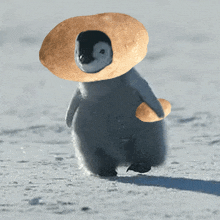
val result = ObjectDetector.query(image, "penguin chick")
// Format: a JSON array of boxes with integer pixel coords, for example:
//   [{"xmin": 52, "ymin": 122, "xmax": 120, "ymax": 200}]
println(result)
[
  {"xmin": 39, "ymin": 14, "xmax": 169, "ymax": 177},
  {"xmin": 66, "ymin": 68, "xmax": 167, "ymax": 177},
  {"xmin": 65, "ymin": 30, "xmax": 166, "ymax": 177},
  {"xmin": 74, "ymin": 30, "xmax": 113, "ymax": 73}
]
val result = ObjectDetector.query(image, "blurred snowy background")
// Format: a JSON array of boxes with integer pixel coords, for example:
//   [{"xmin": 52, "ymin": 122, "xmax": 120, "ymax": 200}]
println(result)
[{"xmin": 1, "ymin": 1, "xmax": 220, "ymax": 219}]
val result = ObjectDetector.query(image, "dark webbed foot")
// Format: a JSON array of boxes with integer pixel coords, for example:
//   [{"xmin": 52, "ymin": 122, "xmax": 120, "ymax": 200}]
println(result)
[
  {"xmin": 98, "ymin": 169, "xmax": 117, "ymax": 177},
  {"xmin": 93, "ymin": 148, "xmax": 118, "ymax": 177},
  {"xmin": 126, "ymin": 163, "xmax": 151, "ymax": 173}
]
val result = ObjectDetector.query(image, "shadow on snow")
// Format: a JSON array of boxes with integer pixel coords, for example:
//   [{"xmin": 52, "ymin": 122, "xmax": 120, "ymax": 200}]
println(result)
[{"xmin": 109, "ymin": 175, "xmax": 220, "ymax": 197}]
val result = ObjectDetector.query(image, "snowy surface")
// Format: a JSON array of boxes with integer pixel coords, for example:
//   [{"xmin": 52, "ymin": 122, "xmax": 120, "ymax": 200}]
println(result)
[{"xmin": 1, "ymin": 0, "xmax": 220, "ymax": 219}]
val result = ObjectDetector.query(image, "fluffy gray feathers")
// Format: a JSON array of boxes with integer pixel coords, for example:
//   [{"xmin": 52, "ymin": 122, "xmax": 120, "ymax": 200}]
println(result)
[{"xmin": 66, "ymin": 68, "xmax": 167, "ymax": 176}]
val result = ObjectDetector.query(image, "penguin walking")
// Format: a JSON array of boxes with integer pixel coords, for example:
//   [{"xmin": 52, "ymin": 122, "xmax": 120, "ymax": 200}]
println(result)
[{"xmin": 65, "ymin": 30, "xmax": 167, "ymax": 177}]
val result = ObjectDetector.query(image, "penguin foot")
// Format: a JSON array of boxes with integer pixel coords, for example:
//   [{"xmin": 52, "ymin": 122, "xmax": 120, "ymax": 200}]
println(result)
[
  {"xmin": 98, "ymin": 169, "xmax": 117, "ymax": 177},
  {"xmin": 126, "ymin": 163, "xmax": 151, "ymax": 173}
]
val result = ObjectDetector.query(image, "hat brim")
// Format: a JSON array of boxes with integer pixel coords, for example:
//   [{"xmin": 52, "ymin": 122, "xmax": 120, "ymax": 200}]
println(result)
[{"xmin": 39, "ymin": 13, "xmax": 149, "ymax": 82}]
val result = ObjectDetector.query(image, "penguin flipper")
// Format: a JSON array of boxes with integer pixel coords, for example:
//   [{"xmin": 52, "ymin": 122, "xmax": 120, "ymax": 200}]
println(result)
[
  {"xmin": 126, "ymin": 68, "xmax": 164, "ymax": 118},
  {"xmin": 65, "ymin": 88, "xmax": 82, "ymax": 127}
]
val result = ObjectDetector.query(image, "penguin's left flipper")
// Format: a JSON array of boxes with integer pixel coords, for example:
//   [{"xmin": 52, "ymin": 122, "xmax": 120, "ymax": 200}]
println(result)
[
  {"xmin": 126, "ymin": 163, "xmax": 151, "ymax": 173},
  {"xmin": 126, "ymin": 68, "xmax": 164, "ymax": 118}
]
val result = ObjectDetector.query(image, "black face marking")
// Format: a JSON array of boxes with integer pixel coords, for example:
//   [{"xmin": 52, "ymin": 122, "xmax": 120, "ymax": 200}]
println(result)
[
  {"xmin": 76, "ymin": 30, "xmax": 112, "ymax": 47},
  {"xmin": 76, "ymin": 30, "xmax": 112, "ymax": 64}
]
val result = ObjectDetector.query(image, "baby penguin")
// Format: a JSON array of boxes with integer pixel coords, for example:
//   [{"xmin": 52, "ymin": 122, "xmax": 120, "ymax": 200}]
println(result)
[{"xmin": 66, "ymin": 30, "xmax": 167, "ymax": 177}]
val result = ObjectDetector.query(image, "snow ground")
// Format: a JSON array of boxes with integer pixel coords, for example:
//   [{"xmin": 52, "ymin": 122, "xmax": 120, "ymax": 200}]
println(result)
[{"xmin": 1, "ymin": 0, "xmax": 220, "ymax": 219}]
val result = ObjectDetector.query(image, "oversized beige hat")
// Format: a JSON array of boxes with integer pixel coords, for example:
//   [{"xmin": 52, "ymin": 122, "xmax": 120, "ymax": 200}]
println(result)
[{"xmin": 39, "ymin": 12, "xmax": 149, "ymax": 82}]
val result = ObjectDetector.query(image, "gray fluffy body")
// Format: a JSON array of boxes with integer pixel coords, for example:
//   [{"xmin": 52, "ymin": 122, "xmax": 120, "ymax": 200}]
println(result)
[{"xmin": 66, "ymin": 31, "xmax": 167, "ymax": 176}]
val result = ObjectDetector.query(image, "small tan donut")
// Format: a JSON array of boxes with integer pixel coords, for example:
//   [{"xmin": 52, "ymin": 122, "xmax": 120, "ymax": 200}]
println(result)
[
  {"xmin": 39, "ymin": 13, "xmax": 149, "ymax": 82},
  {"xmin": 136, "ymin": 99, "xmax": 171, "ymax": 122}
]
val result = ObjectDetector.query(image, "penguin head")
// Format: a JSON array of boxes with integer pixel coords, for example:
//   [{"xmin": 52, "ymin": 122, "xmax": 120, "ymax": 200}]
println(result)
[
  {"xmin": 75, "ymin": 30, "xmax": 113, "ymax": 73},
  {"xmin": 39, "ymin": 13, "xmax": 149, "ymax": 82}
]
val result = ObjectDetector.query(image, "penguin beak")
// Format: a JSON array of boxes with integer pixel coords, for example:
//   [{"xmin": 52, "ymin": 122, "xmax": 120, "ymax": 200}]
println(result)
[{"xmin": 79, "ymin": 54, "xmax": 93, "ymax": 64}]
